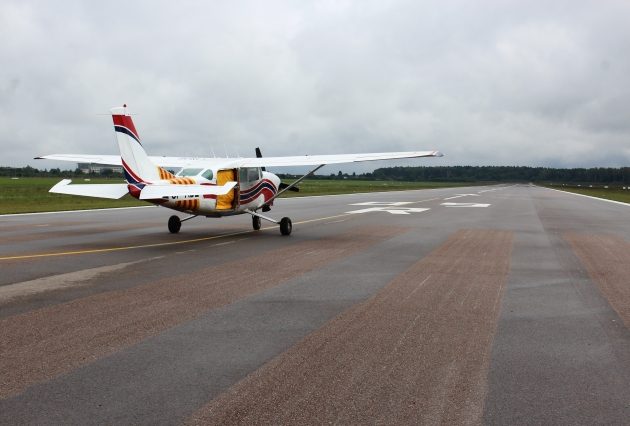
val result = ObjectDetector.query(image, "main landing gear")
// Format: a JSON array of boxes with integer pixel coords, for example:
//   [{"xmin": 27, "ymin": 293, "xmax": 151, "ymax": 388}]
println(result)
[
  {"xmin": 167, "ymin": 213, "xmax": 291, "ymax": 236},
  {"xmin": 168, "ymin": 215, "xmax": 181, "ymax": 234},
  {"xmin": 167, "ymin": 214, "xmax": 197, "ymax": 234}
]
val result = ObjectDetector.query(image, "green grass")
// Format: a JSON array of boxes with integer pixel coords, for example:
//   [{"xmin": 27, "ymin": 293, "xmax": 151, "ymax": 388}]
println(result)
[
  {"xmin": 546, "ymin": 185, "xmax": 630, "ymax": 204},
  {"xmin": 0, "ymin": 177, "xmax": 476, "ymax": 215},
  {"xmin": 281, "ymin": 179, "xmax": 475, "ymax": 197},
  {"xmin": 0, "ymin": 177, "xmax": 143, "ymax": 214}
]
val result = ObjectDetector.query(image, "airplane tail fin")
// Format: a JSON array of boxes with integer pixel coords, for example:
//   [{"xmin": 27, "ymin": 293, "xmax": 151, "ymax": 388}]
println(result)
[{"xmin": 111, "ymin": 105, "xmax": 161, "ymax": 184}]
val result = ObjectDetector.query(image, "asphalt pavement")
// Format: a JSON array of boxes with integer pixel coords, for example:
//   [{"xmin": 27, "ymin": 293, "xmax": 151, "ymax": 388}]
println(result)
[{"xmin": 1, "ymin": 184, "xmax": 629, "ymax": 425}]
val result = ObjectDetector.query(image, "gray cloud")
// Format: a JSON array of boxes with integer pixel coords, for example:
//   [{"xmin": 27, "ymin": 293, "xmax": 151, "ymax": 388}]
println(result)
[{"xmin": 1, "ymin": 0, "xmax": 630, "ymax": 171}]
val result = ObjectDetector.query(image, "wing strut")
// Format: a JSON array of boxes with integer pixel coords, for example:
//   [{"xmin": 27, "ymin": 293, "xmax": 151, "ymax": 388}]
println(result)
[{"xmin": 256, "ymin": 164, "xmax": 325, "ymax": 211}]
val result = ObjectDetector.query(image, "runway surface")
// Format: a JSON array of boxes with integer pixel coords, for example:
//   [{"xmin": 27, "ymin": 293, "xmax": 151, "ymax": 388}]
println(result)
[{"xmin": 1, "ymin": 184, "xmax": 629, "ymax": 425}]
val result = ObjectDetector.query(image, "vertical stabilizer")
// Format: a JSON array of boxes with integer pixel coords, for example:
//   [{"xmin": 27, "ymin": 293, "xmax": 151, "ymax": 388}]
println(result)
[{"xmin": 111, "ymin": 105, "xmax": 160, "ymax": 184}]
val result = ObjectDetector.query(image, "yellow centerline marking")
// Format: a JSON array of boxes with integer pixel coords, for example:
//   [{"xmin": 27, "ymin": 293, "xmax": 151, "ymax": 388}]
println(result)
[{"xmin": 0, "ymin": 213, "xmax": 353, "ymax": 261}]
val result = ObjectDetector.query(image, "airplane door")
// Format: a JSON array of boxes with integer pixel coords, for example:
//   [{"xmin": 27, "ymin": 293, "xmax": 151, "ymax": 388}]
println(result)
[{"xmin": 216, "ymin": 169, "xmax": 237, "ymax": 210}]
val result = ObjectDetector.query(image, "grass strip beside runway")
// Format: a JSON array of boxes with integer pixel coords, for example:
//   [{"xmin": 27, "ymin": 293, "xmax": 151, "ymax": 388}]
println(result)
[
  {"xmin": 546, "ymin": 185, "xmax": 630, "ymax": 204},
  {"xmin": 0, "ymin": 177, "xmax": 143, "ymax": 214}
]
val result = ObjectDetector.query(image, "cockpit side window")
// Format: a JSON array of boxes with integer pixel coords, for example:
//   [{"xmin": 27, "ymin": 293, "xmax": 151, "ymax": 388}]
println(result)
[
  {"xmin": 239, "ymin": 167, "xmax": 261, "ymax": 183},
  {"xmin": 201, "ymin": 169, "xmax": 214, "ymax": 180},
  {"xmin": 248, "ymin": 168, "xmax": 260, "ymax": 181}
]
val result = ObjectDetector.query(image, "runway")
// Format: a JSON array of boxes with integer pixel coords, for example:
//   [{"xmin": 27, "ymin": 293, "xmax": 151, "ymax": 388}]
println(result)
[{"xmin": 1, "ymin": 184, "xmax": 630, "ymax": 424}]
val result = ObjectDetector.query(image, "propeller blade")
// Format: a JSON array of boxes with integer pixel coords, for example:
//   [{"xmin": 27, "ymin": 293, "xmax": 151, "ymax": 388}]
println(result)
[
  {"xmin": 279, "ymin": 182, "xmax": 299, "ymax": 192},
  {"xmin": 255, "ymin": 147, "xmax": 266, "ymax": 171}
]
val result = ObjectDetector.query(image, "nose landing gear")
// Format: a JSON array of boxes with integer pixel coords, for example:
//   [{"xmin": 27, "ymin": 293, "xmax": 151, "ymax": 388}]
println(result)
[
  {"xmin": 252, "ymin": 215, "xmax": 262, "ymax": 231},
  {"xmin": 279, "ymin": 217, "xmax": 292, "ymax": 236},
  {"xmin": 245, "ymin": 210, "xmax": 292, "ymax": 236}
]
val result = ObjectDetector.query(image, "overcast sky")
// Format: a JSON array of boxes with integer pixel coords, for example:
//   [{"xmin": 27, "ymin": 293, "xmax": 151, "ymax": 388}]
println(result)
[{"xmin": 1, "ymin": 0, "xmax": 629, "ymax": 171}]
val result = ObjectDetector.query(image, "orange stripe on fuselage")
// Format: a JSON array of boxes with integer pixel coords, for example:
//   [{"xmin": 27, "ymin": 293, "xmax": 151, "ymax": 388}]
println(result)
[
  {"xmin": 175, "ymin": 199, "xmax": 199, "ymax": 211},
  {"xmin": 158, "ymin": 167, "xmax": 176, "ymax": 180},
  {"xmin": 168, "ymin": 177, "xmax": 195, "ymax": 185}
]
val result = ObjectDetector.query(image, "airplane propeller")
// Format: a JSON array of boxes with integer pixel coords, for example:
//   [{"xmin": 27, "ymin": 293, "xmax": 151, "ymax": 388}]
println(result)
[
  {"xmin": 279, "ymin": 182, "xmax": 299, "ymax": 192},
  {"xmin": 255, "ymin": 147, "xmax": 299, "ymax": 193},
  {"xmin": 255, "ymin": 147, "xmax": 266, "ymax": 172}
]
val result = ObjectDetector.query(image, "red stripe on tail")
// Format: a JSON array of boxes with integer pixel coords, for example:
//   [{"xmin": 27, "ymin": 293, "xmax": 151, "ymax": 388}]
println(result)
[{"xmin": 112, "ymin": 114, "xmax": 140, "ymax": 141}]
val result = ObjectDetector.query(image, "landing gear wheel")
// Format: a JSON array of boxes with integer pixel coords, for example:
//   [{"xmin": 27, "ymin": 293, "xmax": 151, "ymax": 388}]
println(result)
[
  {"xmin": 168, "ymin": 215, "xmax": 181, "ymax": 234},
  {"xmin": 279, "ymin": 217, "xmax": 292, "ymax": 236},
  {"xmin": 252, "ymin": 215, "xmax": 262, "ymax": 231}
]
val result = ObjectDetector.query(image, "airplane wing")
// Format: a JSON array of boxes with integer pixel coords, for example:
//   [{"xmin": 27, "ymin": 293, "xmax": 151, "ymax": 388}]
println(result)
[
  {"xmin": 37, "ymin": 150, "xmax": 443, "ymax": 169},
  {"xmin": 50, "ymin": 179, "xmax": 129, "ymax": 199},
  {"xmin": 35, "ymin": 154, "xmax": 184, "ymax": 168},
  {"xmin": 236, "ymin": 151, "xmax": 443, "ymax": 167},
  {"xmin": 145, "ymin": 150, "xmax": 443, "ymax": 168},
  {"xmin": 138, "ymin": 182, "xmax": 237, "ymax": 200},
  {"xmin": 36, "ymin": 154, "xmax": 122, "ymax": 166}
]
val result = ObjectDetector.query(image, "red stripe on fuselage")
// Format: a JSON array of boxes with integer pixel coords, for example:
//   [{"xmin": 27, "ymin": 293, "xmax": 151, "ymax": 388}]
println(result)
[
  {"xmin": 127, "ymin": 184, "xmax": 141, "ymax": 198},
  {"xmin": 241, "ymin": 187, "xmax": 275, "ymax": 205}
]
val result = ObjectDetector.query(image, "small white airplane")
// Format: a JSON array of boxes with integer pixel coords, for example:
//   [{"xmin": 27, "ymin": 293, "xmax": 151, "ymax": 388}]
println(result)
[{"xmin": 37, "ymin": 105, "xmax": 442, "ymax": 235}]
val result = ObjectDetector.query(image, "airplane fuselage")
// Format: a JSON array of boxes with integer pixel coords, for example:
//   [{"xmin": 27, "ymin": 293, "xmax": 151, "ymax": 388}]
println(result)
[{"xmin": 128, "ymin": 167, "xmax": 281, "ymax": 217}]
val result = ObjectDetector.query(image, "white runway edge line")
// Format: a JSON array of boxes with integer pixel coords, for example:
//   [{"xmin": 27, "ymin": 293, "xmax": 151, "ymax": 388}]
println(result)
[
  {"xmin": 544, "ymin": 186, "xmax": 630, "ymax": 207},
  {"xmin": 0, "ymin": 205, "xmax": 157, "ymax": 218}
]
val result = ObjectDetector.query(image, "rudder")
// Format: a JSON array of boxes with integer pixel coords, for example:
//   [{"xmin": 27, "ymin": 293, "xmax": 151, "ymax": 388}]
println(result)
[{"xmin": 111, "ymin": 105, "xmax": 160, "ymax": 184}]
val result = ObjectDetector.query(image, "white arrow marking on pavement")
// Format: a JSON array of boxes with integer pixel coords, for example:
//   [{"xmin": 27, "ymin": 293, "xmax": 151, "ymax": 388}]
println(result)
[
  {"xmin": 442, "ymin": 194, "xmax": 480, "ymax": 200},
  {"xmin": 349, "ymin": 201, "xmax": 414, "ymax": 206},
  {"xmin": 346, "ymin": 207, "xmax": 430, "ymax": 215}
]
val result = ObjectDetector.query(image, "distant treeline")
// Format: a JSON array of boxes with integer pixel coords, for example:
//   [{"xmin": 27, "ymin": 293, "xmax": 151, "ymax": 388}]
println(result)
[
  {"xmin": 0, "ymin": 166, "xmax": 123, "ymax": 178},
  {"xmin": 3, "ymin": 165, "xmax": 630, "ymax": 184},
  {"xmin": 289, "ymin": 166, "xmax": 630, "ymax": 184},
  {"xmin": 370, "ymin": 166, "xmax": 630, "ymax": 184}
]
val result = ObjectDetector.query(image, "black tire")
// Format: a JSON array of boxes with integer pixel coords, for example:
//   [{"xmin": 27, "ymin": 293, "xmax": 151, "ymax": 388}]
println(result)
[
  {"xmin": 279, "ymin": 217, "xmax": 292, "ymax": 236},
  {"xmin": 252, "ymin": 215, "xmax": 262, "ymax": 231},
  {"xmin": 168, "ymin": 215, "xmax": 181, "ymax": 234}
]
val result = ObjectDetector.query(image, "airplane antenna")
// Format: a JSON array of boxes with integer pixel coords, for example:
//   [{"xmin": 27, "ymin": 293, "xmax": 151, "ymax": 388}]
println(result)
[
  {"xmin": 236, "ymin": 148, "xmax": 241, "ymax": 158},
  {"xmin": 211, "ymin": 148, "xmax": 216, "ymax": 158},
  {"xmin": 223, "ymin": 144, "xmax": 229, "ymax": 158}
]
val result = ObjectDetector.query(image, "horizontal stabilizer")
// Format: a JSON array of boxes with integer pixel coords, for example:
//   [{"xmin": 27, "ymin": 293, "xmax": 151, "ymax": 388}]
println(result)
[
  {"xmin": 139, "ymin": 182, "xmax": 236, "ymax": 200},
  {"xmin": 49, "ymin": 179, "xmax": 129, "ymax": 199}
]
